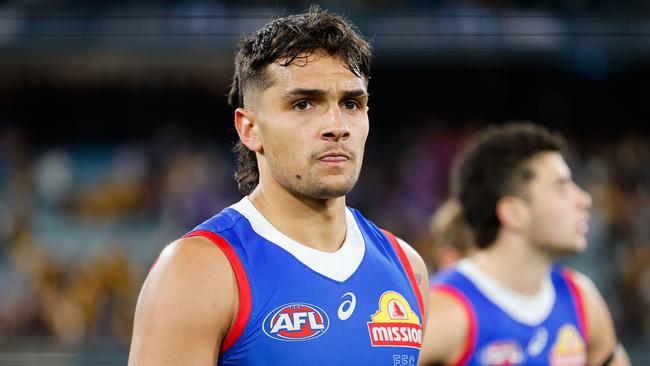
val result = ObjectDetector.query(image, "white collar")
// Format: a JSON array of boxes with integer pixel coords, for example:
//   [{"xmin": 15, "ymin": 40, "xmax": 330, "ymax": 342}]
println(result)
[
  {"xmin": 457, "ymin": 258, "xmax": 556, "ymax": 326},
  {"xmin": 229, "ymin": 197, "xmax": 365, "ymax": 282}
]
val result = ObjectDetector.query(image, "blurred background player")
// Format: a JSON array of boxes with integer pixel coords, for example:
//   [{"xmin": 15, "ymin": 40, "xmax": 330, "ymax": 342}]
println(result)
[
  {"xmin": 429, "ymin": 198, "xmax": 475, "ymax": 271},
  {"xmin": 128, "ymin": 6, "xmax": 428, "ymax": 366},
  {"xmin": 419, "ymin": 122, "xmax": 630, "ymax": 366}
]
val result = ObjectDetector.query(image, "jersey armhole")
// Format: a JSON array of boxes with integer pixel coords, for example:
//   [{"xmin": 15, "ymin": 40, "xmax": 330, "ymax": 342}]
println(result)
[
  {"xmin": 381, "ymin": 229, "xmax": 425, "ymax": 317},
  {"xmin": 431, "ymin": 284, "xmax": 478, "ymax": 366},
  {"xmin": 560, "ymin": 268, "xmax": 589, "ymax": 343},
  {"xmin": 183, "ymin": 230, "xmax": 252, "ymax": 355}
]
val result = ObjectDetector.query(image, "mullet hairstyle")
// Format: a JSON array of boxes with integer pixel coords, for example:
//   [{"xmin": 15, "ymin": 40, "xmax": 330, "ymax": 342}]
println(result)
[{"xmin": 227, "ymin": 5, "xmax": 372, "ymax": 194}]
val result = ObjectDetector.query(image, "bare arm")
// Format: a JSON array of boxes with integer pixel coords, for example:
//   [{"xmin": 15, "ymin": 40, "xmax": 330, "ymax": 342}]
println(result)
[
  {"xmin": 128, "ymin": 236, "xmax": 238, "ymax": 365},
  {"xmin": 419, "ymin": 288, "xmax": 470, "ymax": 366},
  {"xmin": 396, "ymin": 237, "xmax": 430, "ymax": 328},
  {"xmin": 571, "ymin": 271, "xmax": 631, "ymax": 366},
  {"xmin": 392, "ymin": 237, "xmax": 468, "ymax": 366}
]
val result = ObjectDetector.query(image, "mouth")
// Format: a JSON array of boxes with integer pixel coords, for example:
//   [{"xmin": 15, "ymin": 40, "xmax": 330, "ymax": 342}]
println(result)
[
  {"xmin": 317, "ymin": 151, "xmax": 351, "ymax": 166},
  {"xmin": 577, "ymin": 216, "xmax": 590, "ymax": 235}
]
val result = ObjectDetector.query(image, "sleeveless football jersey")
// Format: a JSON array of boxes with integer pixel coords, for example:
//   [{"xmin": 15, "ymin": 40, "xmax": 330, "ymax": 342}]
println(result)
[
  {"xmin": 185, "ymin": 197, "xmax": 424, "ymax": 366},
  {"xmin": 430, "ymin": 259, "xmax": 588, "ymax": 366}
]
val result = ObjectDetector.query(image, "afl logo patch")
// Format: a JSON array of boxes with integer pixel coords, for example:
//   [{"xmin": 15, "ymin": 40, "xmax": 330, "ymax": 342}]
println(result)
[
  {"xmin": 479, "ymin": 340, "xmax": 524, "ymax": 365},
  {"xmin": 263, "ymin": 303, "xmax": 329, "ymax": 341}
]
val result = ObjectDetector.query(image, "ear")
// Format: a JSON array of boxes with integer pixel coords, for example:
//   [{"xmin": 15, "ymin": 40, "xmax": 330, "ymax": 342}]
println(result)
[
  {"xmin": 234, "ymin": 107, "xmax": 263, "ymax": 153},
  {"xmin": 496, "ymin": 196, "xmax": 529, "ymax": 231}
]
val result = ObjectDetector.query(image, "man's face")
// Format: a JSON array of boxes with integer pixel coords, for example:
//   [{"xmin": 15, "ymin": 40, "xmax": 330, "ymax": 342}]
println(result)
[
  {"xmin": 523, "ymin": 151, "xmax": 592, "ymax": 255},
  {"xmin": 249, "ymin": 54, "xmax": 369, "ymax": 199}
]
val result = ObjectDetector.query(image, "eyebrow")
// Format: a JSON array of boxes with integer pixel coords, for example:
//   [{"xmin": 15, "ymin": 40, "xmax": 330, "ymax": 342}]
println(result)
[
  {"xmin": 281, "ymin": 88, "xmax": 369, "ymax": 100},
  {"xmin": 281, "ymin": 88, "xmax": 326, "ymax": 100},
  {"xmin": 342, "ymin": 89, "xmax": 370, "ymax": 99}
]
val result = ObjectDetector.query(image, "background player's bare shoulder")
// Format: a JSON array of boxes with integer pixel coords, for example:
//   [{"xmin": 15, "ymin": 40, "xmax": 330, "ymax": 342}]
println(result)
[
  {"xmin": 128, "ymin": 236, "xmax": 238, "ymax": 365},
  {"xmin": 566, "ymin": 270, "xmax": 631, "ymax": 366},
  {"xmin": 419, "ymin": 286, "xmax": 470, "ymax": 366}
]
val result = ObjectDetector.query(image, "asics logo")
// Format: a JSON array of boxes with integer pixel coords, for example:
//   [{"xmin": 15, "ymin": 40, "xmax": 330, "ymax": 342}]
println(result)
[
  {"xmin": 528, "ymin": 327, "xmax": 548, "ymax": 357},
  {"xmin": 338, "ymin": 292, "xmax": 356, "ymax": 320}
]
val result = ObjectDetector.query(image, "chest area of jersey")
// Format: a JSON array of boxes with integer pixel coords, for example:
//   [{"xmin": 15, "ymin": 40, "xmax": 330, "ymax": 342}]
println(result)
[
  {"xmin": 245, "ymin": 240, "xmax": 421, "ymax": 347},
  {"xmin": 472, "ymin": 323, "xmax": 586, "ymax": 366},
  {"xmin": 260, "ymin": 289, "xmax": 422, "ymax": 347}
]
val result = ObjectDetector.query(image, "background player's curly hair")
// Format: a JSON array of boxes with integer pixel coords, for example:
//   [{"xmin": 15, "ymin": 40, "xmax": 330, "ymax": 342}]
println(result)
[
  {"xmin": 227, "ymin": 5, "xmax": 372, "ymax": 195},
  {"xmin": 451, "ymin": 122, "xmax": 567, "ymax": 248}
]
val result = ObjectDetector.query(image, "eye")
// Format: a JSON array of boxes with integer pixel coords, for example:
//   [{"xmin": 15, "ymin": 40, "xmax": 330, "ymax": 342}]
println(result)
[
  {"xmin": 342, "ymin": 100, "xmax": 360, "ymax": 110},
  {"xmin": 293, "ymin": 100, "xmax": 312, "ymax": 111}
]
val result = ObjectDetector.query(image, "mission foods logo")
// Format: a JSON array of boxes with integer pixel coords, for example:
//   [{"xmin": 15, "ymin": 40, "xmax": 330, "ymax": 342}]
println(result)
[
  {"xmin": 550, "ymin": 324, "xmax": 586, "ymax": 366},
  {"xmin": 263, "ymin": 303, "xmax": 329, "ymax": 341},
  {"xmin": 367, "ymin": 291, "xmax": 422, "ymax": 348}
]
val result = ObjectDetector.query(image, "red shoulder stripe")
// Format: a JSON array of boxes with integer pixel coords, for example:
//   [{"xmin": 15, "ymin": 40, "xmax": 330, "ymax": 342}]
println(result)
[
  {"xmin": 381, "ymin": 229, "xmax": 425, "ymax": 318},
  {"xmin": 561, "ymin": 268, "xmax": 589, "ymax": 343},
  {"xmin": 183, "ymin": 230, "xmax": 252, "ymax": 355}
]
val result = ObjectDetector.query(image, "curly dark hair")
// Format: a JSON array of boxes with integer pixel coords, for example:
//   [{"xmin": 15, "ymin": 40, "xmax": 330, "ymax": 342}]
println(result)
[
  {"xmin": 451, "ymin": 122, "xmax": 567, "ymax": 248},
  {"xmin": 227, "ymin": 6, "xmax": 372, "ymax": 195}
]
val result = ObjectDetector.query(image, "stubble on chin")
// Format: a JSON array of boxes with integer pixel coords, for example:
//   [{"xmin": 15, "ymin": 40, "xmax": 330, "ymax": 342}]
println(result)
[{"xmin": 297, "ymin": 173, "xmax": 359, "ymax": 199}]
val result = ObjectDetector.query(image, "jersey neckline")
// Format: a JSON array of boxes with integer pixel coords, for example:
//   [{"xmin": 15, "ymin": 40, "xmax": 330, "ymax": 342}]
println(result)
[
  {"xmin": 457, "ymin": 258, "xmax": 556, "ymax": 326},
  {"xmin": 229, "ymin": 196, "xmax": 366, "ymax": 282}
]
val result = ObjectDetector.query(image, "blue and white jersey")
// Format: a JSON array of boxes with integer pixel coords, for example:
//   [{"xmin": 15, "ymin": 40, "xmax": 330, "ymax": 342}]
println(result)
[
  {"xmin": 431, "ymin": 259, "xmax": 588, "ymax": 366},
  {"xmin": 186, "ymin": 197, "xmax": 424, "ymax": 366}
]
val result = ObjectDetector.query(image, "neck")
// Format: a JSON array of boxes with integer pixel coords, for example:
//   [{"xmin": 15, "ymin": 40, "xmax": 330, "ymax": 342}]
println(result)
[
  {"xmin": 472, "ymin": 232, "xmax": 553, "ymax": 295},
  {"xmin": 248, "ymin": 182, "xmax": 347, "ymax": 253}
]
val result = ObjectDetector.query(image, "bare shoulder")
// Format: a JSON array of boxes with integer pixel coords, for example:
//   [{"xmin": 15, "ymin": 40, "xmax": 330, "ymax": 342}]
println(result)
[
  {"xmin": 395, "ymin": 237, "xmax": 429, "ymax": 288},
  {"xmin": 142, "ymin": 236, "xmax": 237, "ymax": 315},
  {"xmin": 393, "ymin": 237, "xmax": 431, "ymax": 340},
  {"xmin": 429, "ymin": 288, "xmax": 471, "ymax": 344},
  {"xmin": 419, "ymin": 286, "xmax": 471, "ymax": 366},
  {"xmin": 565, "ymin": 269, "xmax": 599, "ymax": 298},
  {"xmin": 565, "ymin": 269, "xmax": 631, "ymax": 366},
  {"xmin": 564, "ymin": 269, "xmax": 606, "ymax": 332},
  {"xmin": 152, "ymin": 235, "xmax": 236, "ymax": 287},
  {"xmin": 129, "ymin": 236, "xmax": 238, "ymax": 365}
]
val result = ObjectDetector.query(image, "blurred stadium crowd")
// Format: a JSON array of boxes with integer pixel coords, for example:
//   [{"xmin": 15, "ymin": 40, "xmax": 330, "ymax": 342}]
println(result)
[
  {"xmin": 1, "ymin": 0, "xmax": 650, "ymax": 363},
  {"xmin": 0, "ymin": 123, "xmax": 648, "ymax": 354}
]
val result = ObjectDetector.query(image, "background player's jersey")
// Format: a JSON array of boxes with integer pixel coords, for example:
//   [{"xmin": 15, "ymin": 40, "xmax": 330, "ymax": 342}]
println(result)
[
  {"xmin": 187, "ymin": 197, "xmax": 424, "ymax": 366},
  {"xmin": 431, "ymin": 259, "xmax": 588, "ymax": 366}
]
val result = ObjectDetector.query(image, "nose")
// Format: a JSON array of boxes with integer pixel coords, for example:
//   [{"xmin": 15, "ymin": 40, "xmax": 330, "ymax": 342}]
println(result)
[
  {"xmin": 321, "ymin": 104, "xmax": 350, "ymax": 142},
  {"xmin": 577, "ymin": 185, "xmax": 592, "ymax": 209}
]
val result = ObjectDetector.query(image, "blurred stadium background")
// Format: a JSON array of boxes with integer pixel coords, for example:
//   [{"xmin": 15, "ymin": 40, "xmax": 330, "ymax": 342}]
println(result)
[{"xmin": 1, "ymin": 0, "xmax": 649, "ymax": 364}]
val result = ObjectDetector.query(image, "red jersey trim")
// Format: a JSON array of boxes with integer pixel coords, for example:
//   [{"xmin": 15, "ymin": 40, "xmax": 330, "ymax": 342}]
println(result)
[
  {"xmin": 431, "ymin": 284, "xmax": 478, "ymax": 366},
  {"xmin": 381, "ymin": 229, "xmax": 425, "ymax": 320},
  {"xmin": 183, "ymin": 230, "xmax": 252, "ymax": 355},
  {"xmin": 561, "ymin": 268, "xmax": 589, "ymax": 343}
]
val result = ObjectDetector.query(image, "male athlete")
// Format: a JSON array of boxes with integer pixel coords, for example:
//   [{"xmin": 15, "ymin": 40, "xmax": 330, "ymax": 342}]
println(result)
[
  {"xmin": 129, "ymin": 7, "xmax": 428, "ymax": 366},
  {"xmin": 419, "ymin": 122, "xmax": 629, "ymax": 366}
]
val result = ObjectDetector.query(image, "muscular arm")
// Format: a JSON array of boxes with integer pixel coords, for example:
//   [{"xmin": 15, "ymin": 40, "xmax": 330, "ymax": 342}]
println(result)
[
  {"xmin": 570, "ymin": 271, "xmax": 630, "ymax": 366},
  {"xmin": 418, "ymin": 288, "xmax": 470, "ymax": 366},
  {"xmin": 128, "ymin": 236, "xmax": 238, "ymax": 365}
]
